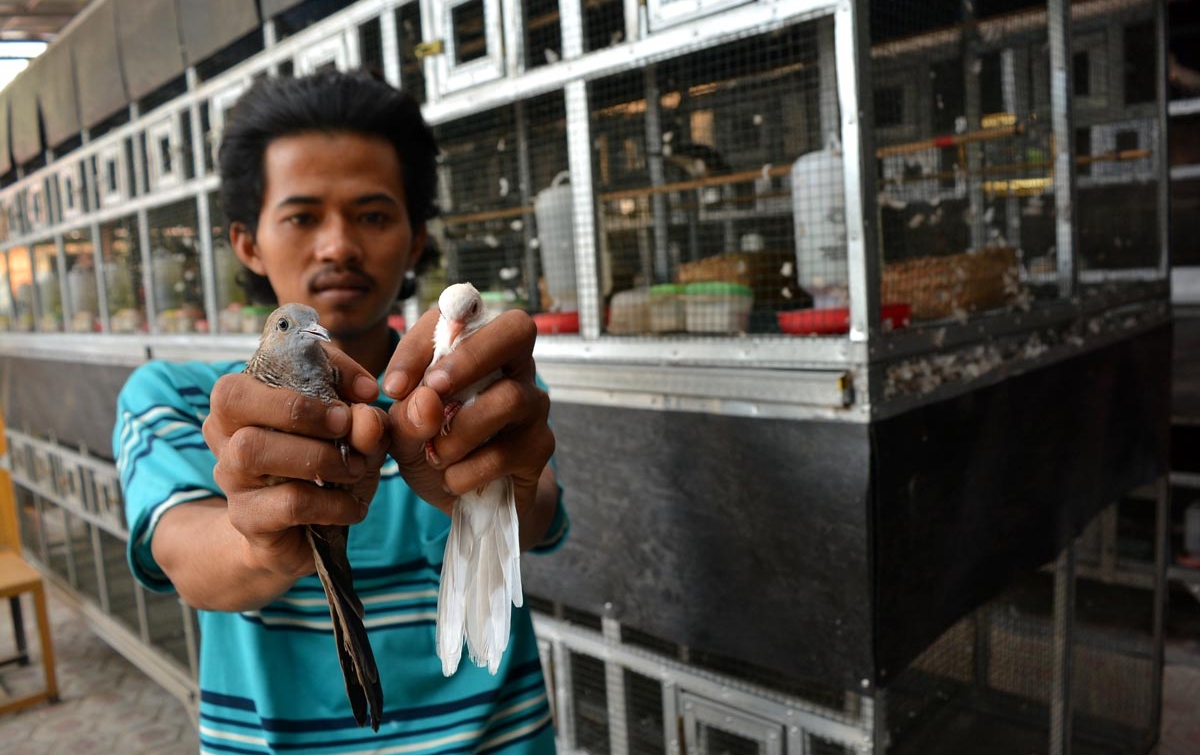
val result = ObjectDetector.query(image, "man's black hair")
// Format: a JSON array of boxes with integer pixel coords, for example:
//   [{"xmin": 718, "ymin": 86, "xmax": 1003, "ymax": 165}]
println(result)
[{"xmin": 218, "ymin": 69, "xmax": 439, "ymax": 304}]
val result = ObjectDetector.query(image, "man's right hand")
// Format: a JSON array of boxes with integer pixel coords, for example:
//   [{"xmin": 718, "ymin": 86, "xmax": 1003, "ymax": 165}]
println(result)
[{"xmin": 200, "ymin": 349, "xmax": 389, "ymax": 582}]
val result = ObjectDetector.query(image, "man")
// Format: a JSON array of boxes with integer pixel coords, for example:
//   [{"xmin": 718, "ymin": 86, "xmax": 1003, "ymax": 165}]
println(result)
[{"xmin": 114, "ymin": 71, "xmax": 566, "ymax": 754}]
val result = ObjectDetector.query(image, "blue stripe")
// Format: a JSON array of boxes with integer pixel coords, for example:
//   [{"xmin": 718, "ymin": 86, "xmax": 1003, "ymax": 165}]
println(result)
[
  {"xmin": 123, "ymin": 439, "xmax": 211, "ymax": 489},
  {"xmin": 235, "ymin": 613, "xmax": 437, "ymax": 634},
  {"xmin": 257, "ymin": 599, "xmax": 438, "ymax": 619},
  {"xmin": 197, "ymin": 659, "xmax": 545, "ymax": 734}
]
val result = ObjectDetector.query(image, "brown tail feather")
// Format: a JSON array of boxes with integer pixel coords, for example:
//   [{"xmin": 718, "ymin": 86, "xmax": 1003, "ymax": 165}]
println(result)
[{"xmin": 308, "ymin": 525, "xmax": 384, "ymax": 731}]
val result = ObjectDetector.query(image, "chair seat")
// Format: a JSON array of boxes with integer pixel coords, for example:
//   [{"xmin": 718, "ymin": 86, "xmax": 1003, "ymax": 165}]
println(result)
[
  {"xmin": 0, "ymin": 551, "xmax": 41, "ymax": 597},
  {"xmin": 0, "ymin": 549, "xmax": 59, "ymax": 715}
]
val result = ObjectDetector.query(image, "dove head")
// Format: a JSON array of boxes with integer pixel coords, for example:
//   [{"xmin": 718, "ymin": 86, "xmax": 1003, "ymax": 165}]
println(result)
[
  {"xmin": 260, "ymin": 303, "xmax": 331, "ymax": 359},
  {"xmin": 435, "ymin": 283, "xmax": 488, "ymax": 351}
]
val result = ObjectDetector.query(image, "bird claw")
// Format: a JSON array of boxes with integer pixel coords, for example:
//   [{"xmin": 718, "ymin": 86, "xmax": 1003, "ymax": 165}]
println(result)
[
  {"xmin": 441, "ymin": 401, "xmax": 462, "ymax": 436},
  {"xmin": 337, "ymin": 439, "xmax": 350, "ymax": 467}
]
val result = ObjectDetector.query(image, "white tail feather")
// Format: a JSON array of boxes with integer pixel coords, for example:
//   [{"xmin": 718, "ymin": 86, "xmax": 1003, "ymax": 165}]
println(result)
[
  {"xmin": 436, "ymin": 476, "xmax": 523, "ymax": 676},
  {"xmin": 436, "ymin": 500, "xmax": 471, "ymax": 676}
]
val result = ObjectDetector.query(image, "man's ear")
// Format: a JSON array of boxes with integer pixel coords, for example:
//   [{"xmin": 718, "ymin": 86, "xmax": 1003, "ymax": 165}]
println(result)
[{"xmin": 230, "ymin": 221, "xmax": 267, "ymax": 276}]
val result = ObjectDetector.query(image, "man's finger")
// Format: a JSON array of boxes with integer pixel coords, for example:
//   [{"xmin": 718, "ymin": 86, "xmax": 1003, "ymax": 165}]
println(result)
[
  {"xmin": 323, "ymin": 346, "xmax": 380, "ymax": 403},
  {"xmin": 211, "ymin": 373, "xmax": 350, "ymax": 439},
  {"xmin": 421, "ymin": 310, "xmax": 537, "ymax": 397},
  {"xmin": 382, "ymin": 307, "xmax": 439, "ymax": 399}
]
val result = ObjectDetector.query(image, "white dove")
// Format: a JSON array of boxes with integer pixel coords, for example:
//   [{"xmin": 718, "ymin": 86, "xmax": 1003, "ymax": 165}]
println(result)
[{"xmin": 430, "ymin": 283, "xmax": 523, "ymax": 676}]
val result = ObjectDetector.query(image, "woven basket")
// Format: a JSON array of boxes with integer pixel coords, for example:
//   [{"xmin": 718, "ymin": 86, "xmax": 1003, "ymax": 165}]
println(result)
[
  {"xmin": 677, "ymin": 250, "xmax": 798, "ymax": 306},
  {"xmin": 881, "ymin": 246, "xmax": 1018, "ymax": 320}
]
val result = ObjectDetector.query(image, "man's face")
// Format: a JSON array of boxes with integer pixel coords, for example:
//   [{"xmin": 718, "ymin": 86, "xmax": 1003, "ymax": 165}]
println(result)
[{"xmin": 233, "ymin": 131, "xmax": 424, "ymax": 340}]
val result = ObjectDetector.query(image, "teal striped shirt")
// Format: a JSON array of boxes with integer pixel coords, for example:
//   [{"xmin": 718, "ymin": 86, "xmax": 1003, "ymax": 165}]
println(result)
[{"xmin": 114, "ymin": 356, "xmax": 568, "ymax": 755}]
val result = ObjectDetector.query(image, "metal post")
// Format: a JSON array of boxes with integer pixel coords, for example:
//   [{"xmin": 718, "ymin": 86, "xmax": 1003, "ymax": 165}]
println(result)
[
  {"xmin": 962, "ymin": 0, "xmax": 986, "ymax": 251},
  {"xmin": 187, "ymin": 67, "xmax": 219, "ymax": 332},
  {"xmin": 1150, "ymin": 475, "xmax": 1169, "ymax": 738},
  {"xmin": 836, "ymin": 0, "xmax": 881, "ymax": 344},
  {"xmin": 89, "ymin": 221, "xmax": 110, "ymax": 333},
  {"xmin": 552, "ymin": 639, "xmax": 577, "ymax": 751},
  {"xmin": 563, "ymin": 79, "xmax": 601, "ymax": 339},
  {"xmin": 514, "ymin": 101, "xmax": 541, "ymax": 313},
  {"xmin": 1049, "ymin": 542, "xmax": 1075, "ymax": 755},
  {"xmin": 1048, "ymin": 0, "xmax": 1078, "ymax": 298},
  {"xmin": 602, "ymin": 614, "xmax": 630, "ymax": 755},
  {"xmin": 644, "ymin": 65, "xmax": 672, "ymax": 284},
  {"xmin": 379, "ymin": 1, "xmax": 402, "ymax": 87},
  {"xmin": 1153, "ymin": 0, "xmax": 1171, "ymax": 277}
]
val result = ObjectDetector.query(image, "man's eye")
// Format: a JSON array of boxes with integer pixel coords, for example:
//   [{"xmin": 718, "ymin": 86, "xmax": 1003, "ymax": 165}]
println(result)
[
  {"xmin": 362, "ymin": 211, "xmax": 391, "ymax": 225},
  {"xmin": 287, "ymin": 213, "xmax": 315, "ymax": 226}
]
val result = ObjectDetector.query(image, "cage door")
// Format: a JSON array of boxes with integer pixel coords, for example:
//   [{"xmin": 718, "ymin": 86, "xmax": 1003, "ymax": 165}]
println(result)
[
  {"xmin": 147, "ymin": 114, "xmax": 185, "ymax": 192},
  {"xmin": 95, "ymin": 143, "xmax": 129, "ymax": 209},
  {"xmin": 57, "ymin": 162, "xmax": 85, "ymax": 222},
  {"xmin": 428, "ymin": 0, "xmax": 506, "ymax": 96},
  {"xmin": 680, "ymin": 692, "xmax": 784, "ymax": 755}
]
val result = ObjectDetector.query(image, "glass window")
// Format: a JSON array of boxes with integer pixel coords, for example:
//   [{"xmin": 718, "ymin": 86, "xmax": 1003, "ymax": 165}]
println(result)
[
  {"xmin": 148, "ymin": 199, "xmax": 206, "ymax": 333},
  {"xmin": 7, "ymin": 246, "xmax": 34, "ymax": 332},
  {"xmin": 100, "ymin": 216, "xmax": 145, "ymax": 333},
  {"xmin": 32, "ymin": 239, "xmax": 62, "ymax": 332},
  {"xmin": 64, "ymin": 228, "xmax": 99, "ymax": 333},
  {"xmin": 0, "ymin": 250, "xmax": 15, "ymax": 331}
]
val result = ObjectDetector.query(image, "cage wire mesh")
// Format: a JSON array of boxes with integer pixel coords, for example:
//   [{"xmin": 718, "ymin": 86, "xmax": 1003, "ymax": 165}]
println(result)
[
  {"xmin": 881, "ymin": 541, "xmax": 1158, "ymax": 755},
  {"xmin": 99, "ymin": 215, "xmax": 144, "ymax": 333},
  {"xmin": 589, "ymin": 20, "xmax": 832, "ymax": 337},
  {"xmin": 396, "ymin": 1, "xmax": 428, "ymax": 104},
  {"xmin": 431, "ymin": 92, "xmax": 570, "ymax": 319},
  {"xmin": 147, "ymin": 199, "xmax": 205, "ymax": 334},
  {"xmin": 583, "ymin": 0, "xmax": 626, "ymax": 53}
]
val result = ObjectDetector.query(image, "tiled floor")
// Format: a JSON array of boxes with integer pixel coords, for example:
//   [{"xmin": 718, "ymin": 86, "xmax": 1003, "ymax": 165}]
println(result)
[{"xmin": 0, "ymin": 591, "xmax": 1197, "ymax": 754}]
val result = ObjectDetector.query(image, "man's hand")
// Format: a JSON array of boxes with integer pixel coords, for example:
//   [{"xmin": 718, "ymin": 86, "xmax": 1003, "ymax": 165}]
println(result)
[
  {"xmin": 382, "ymin": 307, "xmax": 555, "ymax": 522},
  {"xmin": 202, "ymin": 347, "xmax": 390, "ymax": 581}
]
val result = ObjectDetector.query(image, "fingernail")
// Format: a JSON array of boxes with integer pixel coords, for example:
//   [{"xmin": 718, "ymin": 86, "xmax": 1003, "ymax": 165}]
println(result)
[
  {"xmin": 425, "ymin": 442, "xmax": 441, "ymax": 468},
  {"xmin": 355, "ymin": 375, "xmax": 379, "ymax": 401},
  {"xmin": 328, "ymin": 405, "xmax": 350, "ymax": 434},
  {"xmin": 407, "ymin": 398, "xmax": 425, "ymax": 428},
  {"xmin": 425, "ymin": 369, "xmax": 450, "ymax": 394},
  {"xmin": 383, "ymin": 372, "xmax": 408, "ymax": 398}
]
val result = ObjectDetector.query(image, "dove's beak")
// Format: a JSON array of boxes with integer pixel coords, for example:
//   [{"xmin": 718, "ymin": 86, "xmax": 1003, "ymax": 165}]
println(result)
[
  {"xmin": 446, "ymin": 319, "xmax": 465, "ymax": 347},
  {"xmin": 302, "ymin": 324, "xmax": 332, "ymax": 342}
]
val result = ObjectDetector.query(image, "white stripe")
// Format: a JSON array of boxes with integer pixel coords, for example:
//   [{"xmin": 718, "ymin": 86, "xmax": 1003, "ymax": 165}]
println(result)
[
  {"xmin": 479, "ymin": 710, "xmax": 554, "ymax": 752},
  {"xmin": 199, "ymin": 723, "xmax": 269, "ymax": 747},
  {"xmin": 381, "ymin": 458, "xmax": 400, "ymax": 477},
  {"xmin": 272, "ymin": 588, "xmax": 438, "ymax": 608},
  {"xmin": 489, "ymin": 691, "xmax": 547, "ymax": 723},
  {"xmin": 136, "ymin": 489, "xmax": 218, "ymax": 550},
  {"xmin": 244, "ymin": 610, "xmax": 439, "ymax": 630},
  {"xmin": 117, "ymin": 406, "xmax": 198, "ymax": 474}
]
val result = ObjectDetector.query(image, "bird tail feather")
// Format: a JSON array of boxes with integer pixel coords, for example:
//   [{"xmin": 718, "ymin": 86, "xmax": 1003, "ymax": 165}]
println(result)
[
  {"xmin": 436, "ymin": 499, "xmax": 471, "ymax": 676},
  {"xmin": 309, "ymin": 525, "xmax": 383, "ymax": 731}
]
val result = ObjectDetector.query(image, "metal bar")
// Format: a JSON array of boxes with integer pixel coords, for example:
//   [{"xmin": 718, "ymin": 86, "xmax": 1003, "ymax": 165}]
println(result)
[
  {"xmin": 379, "ymin": 0, "xmax": 402, "ymax": 87},
  {"xmin": 1150, "ymin": 475, "xmax": 1169, "ymax": 739},
  {"xmin": 835, "ymin": 0, "xmax": 880, "ymax": 346},
  {"xmin": 134, "ymin": 583, "xmax": 151, "ymax": 645},
  {"xmin": 61, "ymin": 510, "xmax": 79, "ymax": 589},
  {"xmin": 551, "ymin": 639, "xmax": 578, "ymax": 751},
  {"xmin": 563, "ymin": 80, "xmax": 601, "ymax": 339},
  {"xmin": 601, "ymin": 615, "xmax": 630, "ymax": 755},
  {"xmin": 8, "ymin": 596, "xmax": 28, "ymax": 662},
  {"xmin": 90, "ymin": 221, "xmax": 111, "ymax": 333},
  {"xmin": 643, "ymin": 65, "xmax": 671, "ymax": 284},
  {"xmin": 90, "ymin": 523, "xmax": 110, "ymax": 615},
  {"xmin": 1154, "ymin": 0, "xmax": 1170, "ymax": 277},
  {"xmin": 1048, "ymin": 0, "xmax": 1079, "ymax": 298},
  {"xmin": 186, "ymin": 67, "xmax": 219, "ymax": 332},
  {"xmin": 961, "ymin": 0, "xmax": 986, "ymax": 251},
  {"xmin": 137, "ymin": 207, "xmax": 157, "ymax": 335},
  {"xmin": 1049, "ymin": 542, "xmax": 1075, "ymax": 755},
  {"xmin": 54, "ymin": 233, "xmax": 71, "ymax": 328},
  {"xmin": 181, "ymin": 601, "xmax": 200, "ymax": 681}
]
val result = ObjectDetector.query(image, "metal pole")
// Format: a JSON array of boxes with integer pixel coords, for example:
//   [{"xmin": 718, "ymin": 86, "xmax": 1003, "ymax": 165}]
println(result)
[
  {"xmin": 563, "ymin": 80, "xmax": 601, "ymax": 339},
  {"xmin": 1049, "ymin": 541, "xmax": 1075, "ymax": 755},
  {"xmin": 1153, "ymin": 0, "xmax": 1171, "ymax": 277},
  {"xmin": 187, "ymin": 68, "xmax": 219, "ymax": 333},
  {"xmin": 1150, "ymin": 475, "xmax": 1169, "ymax": 738},
  {"xmin": 1048, "ymin": 0, "xmax": 1078, "ymax": 298},
  {"xmin": 644, "ymin": 65, "xmax": 671, "ymax": 284}
]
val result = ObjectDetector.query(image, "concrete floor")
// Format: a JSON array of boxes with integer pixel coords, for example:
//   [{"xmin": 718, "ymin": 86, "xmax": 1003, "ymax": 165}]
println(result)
[{"xmin": 0, "ymin": 591, "xmax": 1197, "ymax": 754}]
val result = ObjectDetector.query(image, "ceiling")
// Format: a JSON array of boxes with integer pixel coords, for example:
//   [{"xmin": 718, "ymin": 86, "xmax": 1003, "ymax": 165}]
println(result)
[{"xmin": 0, "ymin": 0, "xmax": 91, "ymax": 42}]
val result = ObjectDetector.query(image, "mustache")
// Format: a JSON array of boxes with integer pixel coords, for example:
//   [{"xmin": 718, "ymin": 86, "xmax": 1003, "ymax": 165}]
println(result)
[{"xmin": 307, "ymin": 266, "xmax": 374, "ymax": 292}]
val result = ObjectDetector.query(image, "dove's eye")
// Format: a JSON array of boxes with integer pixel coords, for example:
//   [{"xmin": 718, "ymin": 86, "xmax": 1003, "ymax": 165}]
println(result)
[{"xmin": 278, "ymin": 319, "xmax": 291, "ymax": 331}]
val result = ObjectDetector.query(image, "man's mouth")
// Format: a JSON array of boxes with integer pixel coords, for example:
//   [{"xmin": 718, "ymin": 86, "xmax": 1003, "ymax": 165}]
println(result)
[{"xmin": 311, "ymin": 272, "xmax": 373, "ymax": 298}]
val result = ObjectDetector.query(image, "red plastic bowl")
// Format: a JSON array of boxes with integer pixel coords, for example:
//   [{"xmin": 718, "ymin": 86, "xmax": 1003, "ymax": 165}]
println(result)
[
  {"xmin": 777, "ymin": 303, "xmax": 911, "ymax": 335},
  {"xmin": 532, "ymin": 311, "xmax": 580, "ymax": 334}
]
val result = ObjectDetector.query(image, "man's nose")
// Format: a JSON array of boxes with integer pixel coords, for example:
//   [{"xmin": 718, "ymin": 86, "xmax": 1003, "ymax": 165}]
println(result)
[{"xmin": 314, "ymin": 215, "xmax": 364, "ymax": 265}]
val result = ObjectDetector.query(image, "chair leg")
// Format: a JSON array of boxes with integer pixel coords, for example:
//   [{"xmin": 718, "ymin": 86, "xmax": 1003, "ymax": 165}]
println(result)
[
  {"xmin": 31, "ymin": 585, "xmax": 57, "ymax": 702},
  {"xmin": 9, "ymin": 595, "xmax": 29, "ymax": 666}
]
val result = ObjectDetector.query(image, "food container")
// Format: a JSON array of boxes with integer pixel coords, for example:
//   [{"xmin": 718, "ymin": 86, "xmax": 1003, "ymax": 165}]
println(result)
[
  {"xmin": 532, "ymin": 311, "xmax": 579, "ymax": 334},
  {"xmin": 683, "ymin": 282, "xmax": 753, "ymax": 333},
  {"xmin": 649, "ymin": 284, "xmax": 686, "ymax": 332},
  {"xmin": 608, "ymin": 288, "xmax": 650, "ymax": 334}
]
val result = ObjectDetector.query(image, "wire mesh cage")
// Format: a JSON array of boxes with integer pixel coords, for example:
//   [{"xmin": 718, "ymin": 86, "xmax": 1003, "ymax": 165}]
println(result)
[
  {"xmin": 589, "ymin": 20, "xmax": 835, "ymax": 336},
  {"xmin": 63, "ymin": 229, "xmax": 99, "ymax": 333},
  {"xmin": 146, "ymin": 199, "xmax": 205, "ymax": 334},
  {"xmin": 31, "ymin": 239, "xmax": 62, "ymax": 333},
  {"xmin": 99, "ymin": 216, "xmax": 144, "ymax": 333},
  {"xmin": 431, "ymin": 91, "xmax": 570, "ymax": 318}
]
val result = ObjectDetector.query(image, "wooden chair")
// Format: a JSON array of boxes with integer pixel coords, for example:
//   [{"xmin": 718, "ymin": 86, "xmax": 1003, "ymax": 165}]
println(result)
[{"xmin": 0, "ymin": 408, "xmax": 58, "ymax": 714}]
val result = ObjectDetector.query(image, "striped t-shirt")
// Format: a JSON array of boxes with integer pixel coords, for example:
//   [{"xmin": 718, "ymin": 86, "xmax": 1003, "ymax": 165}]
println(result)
[{"xmin": 113, "ymin": 356, "xmax": 568, "ymax": 755}]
